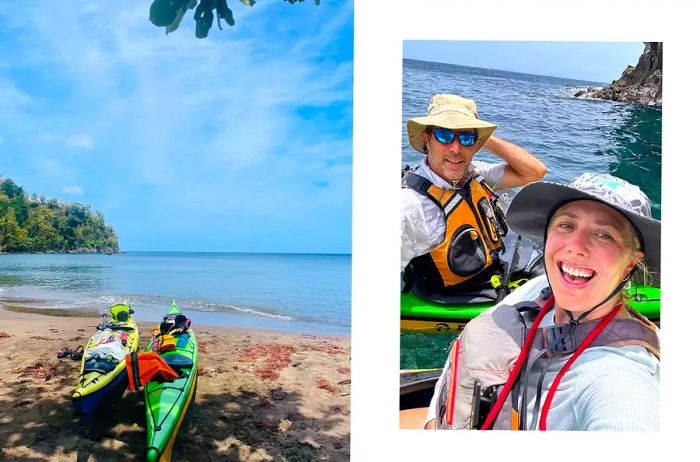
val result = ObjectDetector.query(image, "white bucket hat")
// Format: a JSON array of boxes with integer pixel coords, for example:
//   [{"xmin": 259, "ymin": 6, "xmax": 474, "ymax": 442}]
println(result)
[
  {"xmin": 407, "ymin": 94, "xmax": 497, "ymax": 154},
  {"xmin": 506, "ymin": 173, "xmax": 660, "ymax": 286}
]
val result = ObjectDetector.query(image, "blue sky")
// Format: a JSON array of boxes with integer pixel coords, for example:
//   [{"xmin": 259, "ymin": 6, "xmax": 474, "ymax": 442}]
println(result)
[
  {"xmin": 404, "ymin": 41, "xmax": 646, "ymax": 84},
  {"xmin": 0, "ymin": 0, "xmax": 353, "ymax": 254}
]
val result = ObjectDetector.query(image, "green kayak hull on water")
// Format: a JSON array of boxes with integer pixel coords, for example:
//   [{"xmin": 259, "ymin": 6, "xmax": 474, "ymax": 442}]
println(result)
[
  {"xmin": 144, "ymin": 301, "xmax": 198, "ymax": 462},
  {"xmin": 401, "ymin": 285, "xmax": 660, "ymax": 334}
]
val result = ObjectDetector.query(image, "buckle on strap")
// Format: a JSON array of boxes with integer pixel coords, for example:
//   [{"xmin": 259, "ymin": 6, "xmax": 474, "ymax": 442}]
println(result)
[{"xmin": 543, "ymin": 324, "xmax": 578, "ymax": 356}]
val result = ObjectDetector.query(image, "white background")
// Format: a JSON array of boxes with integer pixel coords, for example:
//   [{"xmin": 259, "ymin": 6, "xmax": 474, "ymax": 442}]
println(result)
[{"xmin": 353, "ymin": 0, "xmax": 699, "ymax": 460}]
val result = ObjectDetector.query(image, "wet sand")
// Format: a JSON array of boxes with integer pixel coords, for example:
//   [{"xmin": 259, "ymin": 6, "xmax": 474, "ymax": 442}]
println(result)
[{"xmin": 0, "ymin": 304, "xmax": 350, "ymax": 461}]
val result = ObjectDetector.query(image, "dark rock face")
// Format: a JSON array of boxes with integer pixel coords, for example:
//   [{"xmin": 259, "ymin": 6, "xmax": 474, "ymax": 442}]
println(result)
[{"xmin": 574, "ymin": 42, "xmax": 662, "ymax": 108}]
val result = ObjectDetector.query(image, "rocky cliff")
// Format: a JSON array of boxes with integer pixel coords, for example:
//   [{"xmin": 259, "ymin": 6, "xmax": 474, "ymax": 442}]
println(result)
[{"xmin": 575, "ymin": 42, "xmax": 662, "ymax": 108}]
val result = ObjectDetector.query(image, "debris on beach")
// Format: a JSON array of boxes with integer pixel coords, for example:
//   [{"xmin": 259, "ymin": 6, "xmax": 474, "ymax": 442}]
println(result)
[
  {"xmin": 316, "ymin": 378, "xmax": 339, "ymax": 394},
  {"xmin": 300, "ymin": 343, "xmax": 345, "ymax": 355},
  {"xmin": 12, "ymin": 362, "xmax": 56, "ymax": 381},
  {"xmin": 242, "ymin": 343, "xmax": 295, "ymax": 381}
]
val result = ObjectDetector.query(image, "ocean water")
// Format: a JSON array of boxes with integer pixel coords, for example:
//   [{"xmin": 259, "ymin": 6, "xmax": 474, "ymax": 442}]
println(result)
[
  {"xmin": 402, "ymin": 58, "xmax": 661, "ymax": 218},
  {"xmin": 401, "ymin": 59, "xmax": 662, "ymax": 370},
  {"xmin": 0, "ymin": 252, "xmax": 350, "ymax": 335}
]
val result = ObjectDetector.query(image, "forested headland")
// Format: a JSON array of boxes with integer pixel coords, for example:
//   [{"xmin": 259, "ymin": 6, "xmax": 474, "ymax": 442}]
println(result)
[{"xmin": 0, "ymin": 178, "xmax": 119, "ymax": 253}]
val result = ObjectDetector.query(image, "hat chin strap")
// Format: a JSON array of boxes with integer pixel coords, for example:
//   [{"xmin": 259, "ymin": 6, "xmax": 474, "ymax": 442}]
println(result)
[
  {"xmin": 560, "ymin": 276, "xmax": 629, "ymax": 325},
  {"xmin": 541, "ymin": 247, "xmax": 630, "ymax": 325}
]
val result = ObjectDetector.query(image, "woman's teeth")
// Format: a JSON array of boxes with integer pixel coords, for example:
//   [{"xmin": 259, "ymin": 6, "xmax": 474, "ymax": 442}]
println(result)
[{"xmin": 561, "ymin": 263, "xmax": 594, "ymax": 280}]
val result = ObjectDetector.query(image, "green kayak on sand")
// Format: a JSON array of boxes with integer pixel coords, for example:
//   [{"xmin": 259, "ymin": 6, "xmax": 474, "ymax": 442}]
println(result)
[{"xmin": 144, "ymin": 301, "xmax": 198, "ymax": 462}]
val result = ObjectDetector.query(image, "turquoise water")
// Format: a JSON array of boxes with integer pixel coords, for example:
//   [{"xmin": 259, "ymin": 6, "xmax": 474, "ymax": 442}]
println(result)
[
  {"xmin": 401, "ymin": 59, "xmax": 662, "ymax": 370},
  {"xmin": 0, "ymin": 252, "xmax": 350, "ymax": 335}
]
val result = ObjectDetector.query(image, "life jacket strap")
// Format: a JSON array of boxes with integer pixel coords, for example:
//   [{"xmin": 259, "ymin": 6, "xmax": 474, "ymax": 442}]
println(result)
[
  {"xmin": 538, "ymin": 303, "xmax": 623, "ymax": 430},
  {"xmin": 403, "ymin": 173, "xmax": 448, "ymax": 210},
  {"xmin": 479, "ymin": 296, "xmax": 555, "ymax": 430}
]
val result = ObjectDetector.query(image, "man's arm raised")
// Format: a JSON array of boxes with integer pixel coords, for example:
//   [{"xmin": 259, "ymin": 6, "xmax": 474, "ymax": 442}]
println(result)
[{"xmin": 483, "ymin": 135, "xmax": 547, "ymax": 189}]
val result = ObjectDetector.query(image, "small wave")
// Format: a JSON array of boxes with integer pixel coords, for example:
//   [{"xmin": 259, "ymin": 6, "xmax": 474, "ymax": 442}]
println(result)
[
  {"xmin": 96, "ymin": 294, "xmax": 147, "ymax": 306},
  {"xmin": 563, "ymin": 86, "xmax": 626, "ymax": 106},
  {"xmin": 93, "ymin": 295, "xmax": 296, "ymax": 321},
  {"xmin": 562, "ymin": 86, "xmax": 602, "ymax": 99},
  {"xmin": 185, "ymin": 300, "xmax": 295, "ymax": 321},
  {"xmin": 0, "ymin": 296, "xmax": 101, "ymax": 316},
  {"xmin": 8, "ymin": 290, "xmax": 315, "ymax": 324}
]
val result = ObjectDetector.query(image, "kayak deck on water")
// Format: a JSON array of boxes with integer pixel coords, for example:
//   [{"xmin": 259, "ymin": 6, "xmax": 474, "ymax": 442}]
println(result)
[
  {"xmin": 401, "ymin": 279, "xmax": 660, "ymax": 334},
  {"xmin": 399, "ymin": 277, "xmax": 662, "ymax": 428}
]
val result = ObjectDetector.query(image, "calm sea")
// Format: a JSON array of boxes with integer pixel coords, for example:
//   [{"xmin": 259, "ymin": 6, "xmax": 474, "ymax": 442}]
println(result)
[
  {"xmin": 0, "ymin": 252, "xmax": 350, "ymax": 335},
  {"xmin": 401, "ymin": 58, "xmax": 662, "ymax": 369}
]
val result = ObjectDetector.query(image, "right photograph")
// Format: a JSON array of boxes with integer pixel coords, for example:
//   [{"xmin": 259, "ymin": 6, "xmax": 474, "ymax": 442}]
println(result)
[{"xmin": 399, "ymin": 41, "xmax": 662, "ymax": 431}]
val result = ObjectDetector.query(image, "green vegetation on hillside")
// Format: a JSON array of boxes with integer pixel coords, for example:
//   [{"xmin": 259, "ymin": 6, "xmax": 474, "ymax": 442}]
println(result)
[{"xmin": 0, "ymin": 178, "xmax": 119, "ymax": 253}]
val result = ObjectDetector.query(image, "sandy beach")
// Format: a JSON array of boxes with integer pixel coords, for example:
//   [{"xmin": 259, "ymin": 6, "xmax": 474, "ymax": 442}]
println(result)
[{"xmin": 0, "ymin": 304, "xmax": 350, "ymax": 461}]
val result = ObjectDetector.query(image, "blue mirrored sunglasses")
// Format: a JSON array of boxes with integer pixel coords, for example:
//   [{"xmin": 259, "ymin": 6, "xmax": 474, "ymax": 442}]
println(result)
[{"xmin": 433, "ymin": 128, "xmax": 477, "ymax": 147}]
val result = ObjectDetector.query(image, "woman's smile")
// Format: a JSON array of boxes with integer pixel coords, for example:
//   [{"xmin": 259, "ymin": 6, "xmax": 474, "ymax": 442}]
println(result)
[
  {"xmin": 545, "ymin": 200, "xmax": 640, "ymax": 317},
  {"xmin": 557, "ymin": 261, "xmax": 596, "ymax": 287}
]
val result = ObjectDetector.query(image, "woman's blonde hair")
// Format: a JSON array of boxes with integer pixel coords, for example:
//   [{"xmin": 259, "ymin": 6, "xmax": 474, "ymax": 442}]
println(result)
[{"xmin": 623, "ymin": 232, "xmax": 651, "ymax": 302}]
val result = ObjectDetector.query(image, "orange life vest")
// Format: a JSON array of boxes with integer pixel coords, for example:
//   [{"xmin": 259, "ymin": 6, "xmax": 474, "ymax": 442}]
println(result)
[
  {"xmin": 403, "ymin": 171, "xmax": 508, "ymax": 294},
  {"xmin": 125, "ymin": 352, "xmax": 180, "ymax": 391}
]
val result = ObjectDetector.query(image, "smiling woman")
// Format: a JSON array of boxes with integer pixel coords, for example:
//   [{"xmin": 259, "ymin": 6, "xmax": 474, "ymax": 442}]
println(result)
[
  {"xmin": 546, "ymin": 200, "xmax": 644, "ymax": 320},
  {"xmin": 422, "ymin": 172, "xmax": 660, "ymax": 431}
]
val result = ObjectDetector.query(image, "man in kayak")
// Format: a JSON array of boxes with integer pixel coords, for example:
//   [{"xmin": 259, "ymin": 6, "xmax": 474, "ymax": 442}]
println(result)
[
  {"xmin": 402, "ymin": 94, "xmax": 547, "ymax": 298},
  {"xmin": 424, "ymin": 173, "xmax": 660, "ymax": 430}
]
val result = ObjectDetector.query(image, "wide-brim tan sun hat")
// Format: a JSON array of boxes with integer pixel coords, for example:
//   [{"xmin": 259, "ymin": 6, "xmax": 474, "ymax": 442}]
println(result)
[
  {"xmin": 407, "ymin": 94, "xmax": 497, "ymax": 154},
  {"xmin": 506, "ymin": 173, "xmax": 660, "ymax": 287}
]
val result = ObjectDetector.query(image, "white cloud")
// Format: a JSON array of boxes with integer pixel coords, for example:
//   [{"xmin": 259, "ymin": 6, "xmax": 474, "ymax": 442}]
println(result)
[
  {"xmin": 0, "ymin": 77, "xmax": 35, "ymax": 131},
  {"xmin": 36, "ymin": 157, "xmax": 65, "ymax": 176},
  {"xmin": 1, "ymin": 1, "xmax": 353, "ymax": 249},
  {"xmin": 62, "ymin": 185, "xmax": 84, "ymax": 195},
  {"xmin": 0, "ymin": 78, "xmax": 33, "ymax": 107},
  {"xmin": 67, "ymin": 134, "xmax": 94, "ymax": 150}
]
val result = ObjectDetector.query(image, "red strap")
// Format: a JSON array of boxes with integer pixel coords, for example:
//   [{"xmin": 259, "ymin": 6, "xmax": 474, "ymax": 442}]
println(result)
[
  {"xmin": 446, "ymin": 340, "xmax": 460, "ymax": 426},
  {"xmin": 538, "ymin": 303, "xmax": 622, "ymax": 430},
  {"xmin": 479, "ymin": 297, "xmax": 555, "ymax": 430}
]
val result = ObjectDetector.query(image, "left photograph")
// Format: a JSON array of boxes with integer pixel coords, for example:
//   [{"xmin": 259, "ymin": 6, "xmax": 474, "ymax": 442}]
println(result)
[{"xmin": 0, "ymin": 1, "xmax": 352, "ymax": 461}]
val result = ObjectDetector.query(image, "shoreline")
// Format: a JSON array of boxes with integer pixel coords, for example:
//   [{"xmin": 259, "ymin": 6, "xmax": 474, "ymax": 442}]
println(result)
[
  {"xmin": 0, "ymin": 305, "xmax": 350, "ymax": 461},
  {"xmin": 0, "ymin": 299, "xmax": 350, "ymax": 338},
  {"xmin": 0, "ymin": 303, "xmax": 350, "ymax": 340}
]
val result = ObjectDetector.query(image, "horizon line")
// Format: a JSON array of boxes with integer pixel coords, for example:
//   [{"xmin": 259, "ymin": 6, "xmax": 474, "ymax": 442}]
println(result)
[
  {"xmin": 120, "ymin": 250, "xmax": 352, "ymax": 256},
  {"xmin": 403, "ymin": 57, "xmax": 610, "ymax": 86}
]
